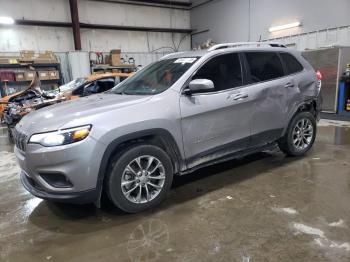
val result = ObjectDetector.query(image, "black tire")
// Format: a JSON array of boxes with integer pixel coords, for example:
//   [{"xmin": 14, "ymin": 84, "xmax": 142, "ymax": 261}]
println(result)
[
  {"xmin": 278, "ymin": 111, "xmax": 316, "ymax": 156},
  {"xmin": 105, "ymin": 144, "xmax": 173, "ymax": 213}
]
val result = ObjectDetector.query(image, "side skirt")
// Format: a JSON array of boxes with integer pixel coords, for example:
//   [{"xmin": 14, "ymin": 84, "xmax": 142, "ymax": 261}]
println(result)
[{"xmin": 179, "ymin": 142, "xmax": 278, "ymax": 176}]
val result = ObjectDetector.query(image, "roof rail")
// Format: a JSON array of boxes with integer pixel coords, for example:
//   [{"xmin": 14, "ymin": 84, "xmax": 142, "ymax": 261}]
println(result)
[{"xmin": 208, "ymin": 42, "xmax": 286, "ymax": 51}]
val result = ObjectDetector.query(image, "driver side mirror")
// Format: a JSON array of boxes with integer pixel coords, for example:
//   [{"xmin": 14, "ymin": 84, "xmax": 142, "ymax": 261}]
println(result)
[{"xmin": 185, "ymin": 79, "xmax": 214, "ymax": 95}]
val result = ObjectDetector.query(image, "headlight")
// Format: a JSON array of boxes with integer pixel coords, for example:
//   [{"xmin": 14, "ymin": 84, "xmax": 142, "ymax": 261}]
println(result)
[{"xmin": 29, "ymin": 125, "xmax": 91, "ymax": 147}]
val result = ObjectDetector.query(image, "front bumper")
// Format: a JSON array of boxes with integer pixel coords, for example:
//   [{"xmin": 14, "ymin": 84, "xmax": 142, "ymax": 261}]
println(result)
[
  {"xmin": 15, "ymin": 135, "xmax": 106, "ymax": 204},
  {"xmin": 21, "ymin": 171, "xmax": 98, "ymax": 204}
]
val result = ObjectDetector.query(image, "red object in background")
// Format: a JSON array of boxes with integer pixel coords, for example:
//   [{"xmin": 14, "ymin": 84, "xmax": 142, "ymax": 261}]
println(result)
[
  {"xmin": 0, "ymin": 71, "xmax": 15, "ymax": 81},
  {"xmin": 316, "ymin": 70, "xmax": 323, "ymax": 81}
]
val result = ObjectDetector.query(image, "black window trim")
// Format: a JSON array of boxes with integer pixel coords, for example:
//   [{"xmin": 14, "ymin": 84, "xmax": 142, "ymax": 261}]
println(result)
[{"xmin": 181, "ymin": 51, "xmax": 247, "ymax": 96}]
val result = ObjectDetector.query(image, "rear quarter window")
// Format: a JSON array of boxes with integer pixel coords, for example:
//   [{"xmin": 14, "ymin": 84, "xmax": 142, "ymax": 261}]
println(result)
[
  {"xmin": 280, "ymin": 52, "xmax": 304, "ymax": 74},
  {"xmin": 245, "ymin": 52, "xmax": 284, "ymax": 83}
]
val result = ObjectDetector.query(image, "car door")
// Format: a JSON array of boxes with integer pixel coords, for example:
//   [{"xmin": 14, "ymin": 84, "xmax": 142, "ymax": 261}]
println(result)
[
  {"xmin": 243, "ymin": 51, "xmax": 297, "ymax": 146},
  {"xmin": 279, "ymin": 52, "xmax": 308, "ymax": 117},
  {"xmin": 179, "ymin": 53, "xmax": 255, "ymax": 168}
]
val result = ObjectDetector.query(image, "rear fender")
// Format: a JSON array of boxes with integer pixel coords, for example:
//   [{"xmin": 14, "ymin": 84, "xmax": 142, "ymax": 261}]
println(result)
[{"xmin": 282, "ymin": 99, "xmax": 318, "ymax": 136}]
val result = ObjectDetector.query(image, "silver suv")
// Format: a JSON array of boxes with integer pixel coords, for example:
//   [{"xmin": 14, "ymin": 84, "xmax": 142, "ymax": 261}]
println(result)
[{"xmin": 14, "ymin": 43, "xmax": 321, "ymax": 213}]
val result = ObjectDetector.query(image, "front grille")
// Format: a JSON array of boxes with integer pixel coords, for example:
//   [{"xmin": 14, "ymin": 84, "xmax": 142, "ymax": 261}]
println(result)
[{"xmin": 13, "ymin": 129, "xmax": 28, "ymax": 152}]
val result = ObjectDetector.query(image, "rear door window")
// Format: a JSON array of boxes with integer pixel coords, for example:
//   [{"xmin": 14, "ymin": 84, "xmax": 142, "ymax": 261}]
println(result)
[
  {"xmin": 245, "ymin": 52, "xmax": 284, "ymax": 83},
  {"xmin": 280, "ymin": 52, "xmax": 304, "ymax": 74}
]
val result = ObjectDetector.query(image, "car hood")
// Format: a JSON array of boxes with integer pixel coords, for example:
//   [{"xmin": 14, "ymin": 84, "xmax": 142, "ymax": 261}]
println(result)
[{"xmin": 17, "ymin": 93, "xmax": 152, "ymax": 135}]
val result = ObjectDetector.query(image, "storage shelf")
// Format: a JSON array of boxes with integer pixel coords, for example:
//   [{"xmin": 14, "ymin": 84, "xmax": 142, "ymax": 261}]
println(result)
[
  {"xmin": 2, "ymin": 79, "xmax": 61, "ymax": 84},
  {"xmin": 0, "ymin": 61, "xmax": 63, "ymax": 90},
  {"xmin": 0, "ymin": 63, "xmax": 60, "ymax": 69}
]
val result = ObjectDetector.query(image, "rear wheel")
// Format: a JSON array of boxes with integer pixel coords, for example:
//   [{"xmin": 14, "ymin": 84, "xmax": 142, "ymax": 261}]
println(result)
[
  {"xmin": 278, "ymin": 111, "xmax": 316, "ymax": 156},
  {"xmin": 106, "ymin": 144, "xmax": 173, "ymax": 213}
]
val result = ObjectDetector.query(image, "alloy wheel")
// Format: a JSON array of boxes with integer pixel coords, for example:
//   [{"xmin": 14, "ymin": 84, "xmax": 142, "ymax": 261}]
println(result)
[
  {"xmin": 121, "ymin": 155, "xmax": 166, "ymax": 204},
  {"xmin": 292, "ymin": 118, "xmax": 314, "ymax": 150}
]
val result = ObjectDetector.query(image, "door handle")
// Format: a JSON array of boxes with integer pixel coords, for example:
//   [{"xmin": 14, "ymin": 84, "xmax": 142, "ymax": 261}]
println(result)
[
  {"xmin": 229, "ymin": 93, "xmax": 248, "ymax": 100},
  {"xmin": 284, "ymin": 82, "xmax": 295, "ymax": 88}
]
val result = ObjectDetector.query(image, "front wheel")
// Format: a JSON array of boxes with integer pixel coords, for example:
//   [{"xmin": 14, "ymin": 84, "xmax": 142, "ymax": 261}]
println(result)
[
  {"xmin": 278, "ymin": 111, "xmax": 316, "ymax": 156},
  {"xmin": 106, "ymin": 144, "xmax": 173, "ymax": 213}
]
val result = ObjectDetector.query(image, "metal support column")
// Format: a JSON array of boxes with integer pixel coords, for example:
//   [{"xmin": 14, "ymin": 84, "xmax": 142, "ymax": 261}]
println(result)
[{"xmin": 69, "ymin": 0, "xmax": 82, "ymax": 50}]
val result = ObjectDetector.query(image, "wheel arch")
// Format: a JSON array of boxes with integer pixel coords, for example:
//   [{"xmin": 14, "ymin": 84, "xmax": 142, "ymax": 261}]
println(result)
[
  {"xmin": 95, "ymin": 128, "xmax": 184, "ymax": 205},
  {"xmin": 282, "ymin": 99, "xmax": 318, "ymax": 136}
]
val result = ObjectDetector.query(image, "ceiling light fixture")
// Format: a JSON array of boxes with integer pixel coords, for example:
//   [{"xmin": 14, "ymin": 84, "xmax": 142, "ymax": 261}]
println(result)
[
  {"xmin": 0, "ymin": 16, "xmax": 15, "ymax": 25},
  {"xmin": 269, "ymin": 22, "xmax": 301, "ymax": 32}
]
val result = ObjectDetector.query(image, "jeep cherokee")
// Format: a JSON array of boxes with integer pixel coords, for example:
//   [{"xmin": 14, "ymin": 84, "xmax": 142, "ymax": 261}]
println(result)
[{"xmin": 14, "ymin": 42, "xmax": 321, "ymax": 213}]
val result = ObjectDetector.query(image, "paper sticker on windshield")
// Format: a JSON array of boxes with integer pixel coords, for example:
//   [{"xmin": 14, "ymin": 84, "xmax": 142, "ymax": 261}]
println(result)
[{"xmin": 174, "ymin": 58, "xmax": 197, "ymax": 64}]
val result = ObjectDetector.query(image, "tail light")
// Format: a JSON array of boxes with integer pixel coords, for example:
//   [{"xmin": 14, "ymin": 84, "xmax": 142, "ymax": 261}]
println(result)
[
  {"xmin": 316, "ymin": 70, "xmax": 322, "ymax": 91},
  {"xmin": 316, "ymin": 70, "xmax": 322, "ymax": 81}
]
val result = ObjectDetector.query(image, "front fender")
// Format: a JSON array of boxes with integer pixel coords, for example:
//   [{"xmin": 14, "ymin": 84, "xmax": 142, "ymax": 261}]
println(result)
[{"xmin": 94, "ymin": 128, "xmax": 185, "ymax": 206}]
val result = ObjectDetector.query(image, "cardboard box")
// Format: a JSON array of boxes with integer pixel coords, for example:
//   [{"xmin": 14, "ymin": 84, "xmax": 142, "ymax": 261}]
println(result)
[
  {"xmin": 19, "ymin": 50, "xmax": 35, "ymax": 62},
  {"xmin": 15, "ymin": 72, "xmax": 26, "ymax": 81},
  {"xmin": 105, "ymin": 55, "xmax": 110, "ymax": 65},
  {"xmin": 20, "ymin": 50, "xmax": 35, "ymax": 58},
  {"xmin": 0, "ymin": 71, "xmax": 15, "ymax": 81},
  {"xmin": 9, "ymin": 58, "xmax": 18, "ymax": 64},
  {"xmin": 110, "ymin": 49, "xmax": 121, "ymax": 54},
  {"xmin": 0, "ymin": 57, "xmax": 18, "ymax": 64},
  {"xmin": 35, "ymin": 51, "xmax": 58, "ymax": 64},
  {"xmin": 25, "ymin": 71, "xmax": 36, "ymax": 81},
  {"xmin": 110, "ymin": 49, "xmax": 121, "ymax": 66},
  {"xmin": 38, "ymin": 71, "xmax": 50, "ymax": 80},
  {"xmin": 0, "ymin": 58, "xmax": 8, "ymax": 64},
  {"xmin": 48, "ymin": 70, "xmax": 60, "ymax": 80}
]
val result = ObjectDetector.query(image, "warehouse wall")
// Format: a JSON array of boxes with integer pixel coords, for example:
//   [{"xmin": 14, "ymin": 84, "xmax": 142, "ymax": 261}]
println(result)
[
  {"xmin": 191, "ymin": 0, "xmax": 350, "ymax": 50},
  {"xmin": 0, "ymin": 0, "xmax": 191, "ymax": 53}
]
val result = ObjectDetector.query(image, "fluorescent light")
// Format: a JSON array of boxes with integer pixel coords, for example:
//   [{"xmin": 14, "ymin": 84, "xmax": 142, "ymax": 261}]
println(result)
[
  {"xmin": 269, "ymin": 22, "xmax": 301, "ymax": 32},
  {"xmin": 0, "ymin": 16, "xmax": 15, "ymax": 25}
]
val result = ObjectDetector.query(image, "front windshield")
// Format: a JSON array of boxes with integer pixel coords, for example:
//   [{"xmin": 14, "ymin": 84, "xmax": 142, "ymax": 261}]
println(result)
[
  {"xmin": 111, "ymin": 57, "xmax": 198, "ymax": 95},
  {"xmin": 59, "ymin": 77, "xmax": 86, "ymax": 92}
]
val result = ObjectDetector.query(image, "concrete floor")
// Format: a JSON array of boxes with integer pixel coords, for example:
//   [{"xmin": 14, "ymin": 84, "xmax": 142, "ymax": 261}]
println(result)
[{"xmin": 0, "ymin": 120, "xmax": 350, "ymax": 262}]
